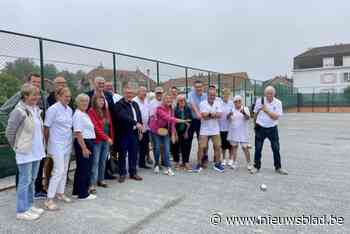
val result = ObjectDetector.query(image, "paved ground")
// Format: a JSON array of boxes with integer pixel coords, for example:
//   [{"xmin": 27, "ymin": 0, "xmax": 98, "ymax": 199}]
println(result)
[{"xmin": 0, "ymin": 113, "xmax": 349, "ymax": 234}]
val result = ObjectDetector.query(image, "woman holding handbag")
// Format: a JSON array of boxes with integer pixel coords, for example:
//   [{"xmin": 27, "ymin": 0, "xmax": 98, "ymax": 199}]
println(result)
[
  {"xmin": 173, "ymin": 95, "xmax": 193, "ymax": 171},
  {"xmin": 149, "ymin": 93, "xmax": 189, "ymax": 176}
]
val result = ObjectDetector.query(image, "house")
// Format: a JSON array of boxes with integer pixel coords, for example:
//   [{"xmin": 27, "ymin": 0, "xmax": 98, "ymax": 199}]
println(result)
[
  {"xmin": 293, "ymin": 43, "xmax": 350, "ymax": 93},
  {"xmin": 84, "ymin": 67, "xmax": 157, "ymax": 94}
]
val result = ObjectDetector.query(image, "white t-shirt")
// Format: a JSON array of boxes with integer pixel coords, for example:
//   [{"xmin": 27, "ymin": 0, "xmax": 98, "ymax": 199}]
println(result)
[
  {"xmin": 227, "ymin": 106, "xmax": 250, "ymax": 143},
  {"xmin": 219, "ymin": 99, "xmax": 233, "ymax": 132},
  {"xmin": 149, "ymin": 99, "xmax": 162, "ymax": 117},
  {"xmin": 113, "ymin": 93, "xmax": 122, "ymax": 104},
  {"xmin": 16, "ymin": 106, "xmax": 45, "ymax": 164},
  {"xmin": 44, "ymin": 102, "xmax": 73, "ymax": 157},
  {"xmin": 73, "ymin": 109, "xmax": 96, "ymax": 139},
  {"xmin": 254, "ymin": 97, "xmax": 283, "ymax": 128},
  {"xmin": 133, "ymin": 96, "xmax": 150, "ymax": 130},
  {"xmin": 199, "ymin": 99, "xmax": 222, "ymax": 136}
]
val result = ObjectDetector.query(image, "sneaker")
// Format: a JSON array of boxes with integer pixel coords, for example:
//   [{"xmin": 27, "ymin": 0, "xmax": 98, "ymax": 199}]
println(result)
[
  {"xmin": 221, "ymin": 159, "xmax": 227, "ymax": 166},
  {"xmin": 164, "ymin": 168, "xmax": 175, "ymax": 176},
  {"xmin": 56, "ymin": 194, "xmax": 72, "ymax": 203},
  {"xmin": 229, "ymin": 161, "xmax": 237, "ymax": 170},
  {"xmin": 34, "ymin": 192, "xmax": 47, "ymax": 200},
  {"xmin": 247, "ymin": 163, "xmax": 253, "ymax": 171},
  {"xmin": 29, "ymin": 207, "xmax": 44, "ymax": 215},
  {"xmin": 213, "ymin": 163, "xmax": 225, "ymax": 173},
  {"xmin": 154, "ymin": 166, "xmax": 160, "ymax": 174},
  {"xmin": 192, "ymin": 164, "xmax": 202, "ymax": 173},
  {"xmin": 250, "ymin": 167, "xmax": 259, "ymax": 174},
  {"xmin": 276, "ymin": 168, "xmax": 288, "ymax": 175},
  {"xmin": 79, "ymin": 194, "xmax": 97, "ymax": 200},
  {"xmin": 16, "ymin": 211, "xmax": 40, "ymax": 221},
  {"xmin": 44, "ymin": 200, "xmax": 59, "ymax": 211}
]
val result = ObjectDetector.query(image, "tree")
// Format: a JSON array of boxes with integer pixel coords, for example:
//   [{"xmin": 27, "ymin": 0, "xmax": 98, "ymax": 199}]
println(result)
[
  {"xmin": 43, "ymin": 64, "xmax": 58, "ymax": 80},
  {"xmin": 0, "ymin": 73, "xmax": 22, "ymax": 105},
  {"xmin": 3, "ymin": 58, "xmax": 40, "ymax": 81},
  {"xmin": 344, "ymin": 86, "xmax": 350, "ymax": 100}
]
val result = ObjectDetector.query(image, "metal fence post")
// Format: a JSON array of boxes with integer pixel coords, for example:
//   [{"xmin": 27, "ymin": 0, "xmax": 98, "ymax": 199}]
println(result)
[
  {"xmin": 39, "ymin": 39, "xmax": 45, "ymax": 91},
  {"xmin": 208, "ymin": 72, "xmax": 211, "ymax": 86},
  {"xmin": 156, "ymin": 62, "xmax": 160, "ymax": 86},
  {"xmin": 185, "ymin": 67, "xmax": 188, "ymax": 98},
  {"xmin": 113, "ymin": 53, "xmax": 117, "ymax": 93},
  {"xmin": 244, "ymin": 79, "xmax": 247, "ymax": 105},
  {"xmin": 328, "ymin": 91, "xmax": 330, "ymax": 112},
  {"xmin": 217, "ymin": 73, "xmax": 221, "ymax": 97},
  {"xmin": 312, "ymin": 88, "xmax": 315, "ymax": 112}
]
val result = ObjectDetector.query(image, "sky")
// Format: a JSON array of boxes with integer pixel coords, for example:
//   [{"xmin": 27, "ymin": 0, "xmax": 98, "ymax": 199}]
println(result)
[{"xmin": 1, "ymin": 0, "xmax": 350, "ymax": 80}]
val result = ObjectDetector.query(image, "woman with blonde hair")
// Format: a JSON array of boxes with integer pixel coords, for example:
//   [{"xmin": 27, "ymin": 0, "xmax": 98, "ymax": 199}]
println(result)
[
  {"xmin": 6, "ymin": 84, "xmax": 45, "ymax": 220},
  {"xmin": 149, "ymin": 92, "xmax": 189, "ymax": 176},
  {"xmin": 44, "ymin": 87, "xmax": 73, "ymax": 210}
]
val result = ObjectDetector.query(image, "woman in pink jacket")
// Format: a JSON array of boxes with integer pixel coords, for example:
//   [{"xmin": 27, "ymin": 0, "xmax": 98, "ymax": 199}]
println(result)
[{"xmin": 149, "ymin": 93, "xmax": 189, "ymax": 176}]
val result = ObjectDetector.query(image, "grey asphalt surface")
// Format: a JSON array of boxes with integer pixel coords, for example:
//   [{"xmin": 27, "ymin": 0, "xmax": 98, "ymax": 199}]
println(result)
[{"xmin": 0, "ymin": 113, "xmax": 349, "ymax": 234}]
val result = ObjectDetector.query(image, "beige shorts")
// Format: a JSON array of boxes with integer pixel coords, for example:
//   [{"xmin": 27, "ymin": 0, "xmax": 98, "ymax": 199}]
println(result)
[{"xmin": 199, "ymin": 135, "xmax": 221, "ymax": 149}]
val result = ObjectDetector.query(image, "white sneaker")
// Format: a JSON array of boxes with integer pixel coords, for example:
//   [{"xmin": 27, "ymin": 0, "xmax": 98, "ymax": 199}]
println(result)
[
  {"xmin": 154, "ymin": 166, "xmax": 160, "ymax": 174},
  {"xmin": 247, "ymin": 163, "xmax": 253, "ymax": 171},
  {"xmin": 79, "ymin": 194, "xmax": 96, "ymax": 200},
  {"xmin": 29, "ymin": 207, "xmax": 44, "ymax": 216},
  {"xmin": 228, "ymin": 160, "xmax": 237, "ymax": 170},
  {"xmin": 16, "ymin": 210, "xmax": 40, "ymax": 221},
  {"xmin": 221, "ymin": 159, "xmax": 227, "ymax": 166},
  {"xmin": 164, "ymin": 168, "xmax": 175, "ymax": 176}
]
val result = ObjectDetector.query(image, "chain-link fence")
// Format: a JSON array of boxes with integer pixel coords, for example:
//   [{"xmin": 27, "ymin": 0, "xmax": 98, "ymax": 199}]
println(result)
[{"xmin": 0, "ymin": 29, "xmax": 349, "ymax": 178}]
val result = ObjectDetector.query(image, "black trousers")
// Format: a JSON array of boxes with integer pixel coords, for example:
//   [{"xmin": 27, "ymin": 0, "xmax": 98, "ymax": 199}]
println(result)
[
  {"xmin": 73, "ymin": 139, "xmax": 95, "ymax": 199},
  {"xmin": 138, "ymin": 131, "xmax": 150, "ymax": 167},
  {"xmin": 118, "ymin": 132, "xmax": 139, "ymax": 177},
  {"xmin": 254, "ymin": 125, "xmax": 282, "ymax": 170},
  {"xmin": 173, "ymin": 132, "xmax": 192, "ymax": 164}
]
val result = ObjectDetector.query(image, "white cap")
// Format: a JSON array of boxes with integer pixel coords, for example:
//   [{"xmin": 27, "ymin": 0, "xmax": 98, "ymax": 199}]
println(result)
[{"xmin": 233, "ymin": 95, "xmax": 242, "ymax": 102}]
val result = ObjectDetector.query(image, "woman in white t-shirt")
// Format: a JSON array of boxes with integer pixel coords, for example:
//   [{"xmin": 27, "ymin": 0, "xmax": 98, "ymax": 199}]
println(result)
[
  {"xmin": 6, "ymin": 84, "xmax": 45, "ymax": 221},
  {"xmin": 72, "ymin": 94, "xmax": 96, "ymax": 200},
  {"xmin": 227, "ymin": 95, "xmax": 253, "ymax": 171},
  {"xmin": 44, "ymin": 87, "xmax": 73, "ymax": 210}
]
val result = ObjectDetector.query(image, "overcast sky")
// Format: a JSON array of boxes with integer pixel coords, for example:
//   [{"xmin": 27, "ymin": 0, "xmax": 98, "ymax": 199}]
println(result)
[{"xmin": 1, "ymin": 0, "xmax": 350, "ymax": 80}]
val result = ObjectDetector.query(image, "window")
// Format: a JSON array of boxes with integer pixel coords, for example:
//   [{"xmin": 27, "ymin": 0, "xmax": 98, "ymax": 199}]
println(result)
[
  {"xmin": 343, "ymin": 72, "xmax": 350, "ymax": 83},
  {"xmin": 323, "ymin": 57, "xmax": 334, "ymax": 67},
  {"xmin": 343, "ymin": 56, "xmax": 350, "ymax": 66}
]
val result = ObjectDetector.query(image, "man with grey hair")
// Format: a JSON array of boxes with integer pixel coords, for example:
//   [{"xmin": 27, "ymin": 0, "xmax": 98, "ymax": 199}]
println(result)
[{"xmin": 251, "ymin": 86, "xmax": 288, "ymax": 175}]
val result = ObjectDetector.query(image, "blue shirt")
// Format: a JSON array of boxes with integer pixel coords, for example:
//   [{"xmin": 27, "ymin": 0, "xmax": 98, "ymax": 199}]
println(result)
[{"xmin": 188, "ymin": 90, "xmax": 207, "ymax": 119}]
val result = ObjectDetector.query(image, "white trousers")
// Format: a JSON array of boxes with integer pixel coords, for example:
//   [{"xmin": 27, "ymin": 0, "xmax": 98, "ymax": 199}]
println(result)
[{"xmin": 47, "ymin": 151, "xmax": 71, "ymax": 199}]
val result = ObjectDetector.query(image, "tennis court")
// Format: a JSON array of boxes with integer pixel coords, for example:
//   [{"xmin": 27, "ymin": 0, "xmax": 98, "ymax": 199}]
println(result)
[{"xmin": 0, "ymin": 113, "xmax": 349, "ymax": 234}]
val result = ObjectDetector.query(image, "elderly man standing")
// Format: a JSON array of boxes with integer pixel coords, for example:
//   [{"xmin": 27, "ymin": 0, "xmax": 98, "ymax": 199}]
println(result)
[
  {"xmin": 251, "ymin": 86, "xmax": 288, "ymax": 175},
  {"xmin": 114, "ymin": 86, "xmax": 144, "ymax": 183},
  {"xmin": 104, "ymin": 81, "xmax": 122, "ymax": 104},
  {"xmin": 133, "ymin": 86, "xmax": 151, "ymax": 169},
  {"xmin": 194, "ymin": 86, "xmax": 224, "ymax": 173},
  {"xmin": 47, "ymin": 76, "xmax": 67, "ymax": 107}
]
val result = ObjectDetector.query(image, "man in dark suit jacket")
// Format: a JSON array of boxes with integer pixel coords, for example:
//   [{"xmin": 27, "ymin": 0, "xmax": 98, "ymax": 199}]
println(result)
[{"xmin": 114, "ymin": 85, "xmax": 144, "ymax": 183}]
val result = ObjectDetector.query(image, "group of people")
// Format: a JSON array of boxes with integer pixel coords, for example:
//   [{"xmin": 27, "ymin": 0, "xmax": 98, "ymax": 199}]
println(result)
[{"xmin": 2, "ymin": 73, "xmax": 288, "ymax": 221}]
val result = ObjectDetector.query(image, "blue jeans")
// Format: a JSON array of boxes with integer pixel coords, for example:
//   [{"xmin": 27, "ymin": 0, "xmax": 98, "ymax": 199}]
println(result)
[
  {"xmin": 16, "ymin": 160, "xmax": 40, "ymax": 213},
  {"xmin": 151, "ymin": 133, "xmax": 171, "ymax": 168},
  {"xmin": 91, "ymin": 141, "xmax": 109, "ymax": 185}
]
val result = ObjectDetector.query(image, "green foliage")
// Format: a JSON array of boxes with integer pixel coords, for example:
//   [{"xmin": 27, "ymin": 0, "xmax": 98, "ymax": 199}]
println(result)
[
  {"xmin": 3, "ymin": 58, "xmax": 40, "ymax": 81},
  {"xmin": 0, "ymin": 73, "xmax": 22, "ymax": 105},
  {"xmin": 344, "ymin": 86, "xmax": 350, "ymax": 100}
]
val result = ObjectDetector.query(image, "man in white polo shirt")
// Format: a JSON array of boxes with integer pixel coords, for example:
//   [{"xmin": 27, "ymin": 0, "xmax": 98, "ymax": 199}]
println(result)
[
  {"xmin": 251, "ymin": 86, "xmax": 288, "ymax": 175},
  {"xmin": 194, "ymin": 86, "xmax": 224, "ymax": 173}
]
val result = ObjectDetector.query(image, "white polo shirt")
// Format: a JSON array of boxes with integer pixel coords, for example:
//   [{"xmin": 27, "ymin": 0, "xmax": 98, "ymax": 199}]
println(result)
[
  {"xmin": 73, "ymin": 109, "xmax": 96, "ymax": 139},
  {"xmin": 45, "ymin": 102, "xmax": 73, "ymax": 157},
  {"xmin": 199, "ymin": 99, "xmax": 222, "ymax": 136},
  {"xmin": 219, "ymin": 99, "xmax": 233, "ymax": 132},
  {"xmin": 254, "ymin": 97, "xmax": 283, "ymax": 128},
  {"xmin": 149, "ymin": 99, "xmax": 162, "ymax": 117},
  {"xmin": 133, "ymin": 96, "xmax": 150, "ymax": 130}
]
